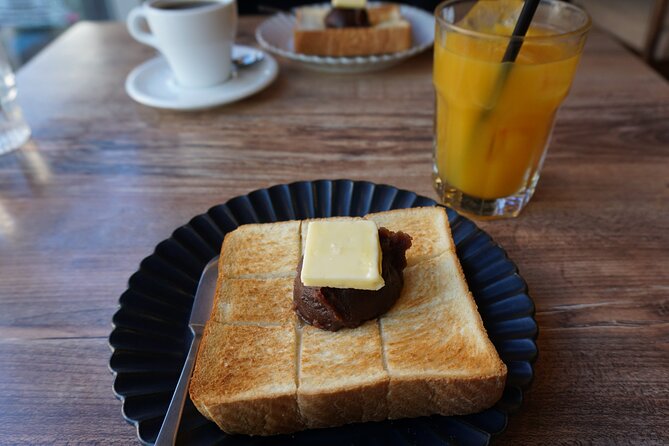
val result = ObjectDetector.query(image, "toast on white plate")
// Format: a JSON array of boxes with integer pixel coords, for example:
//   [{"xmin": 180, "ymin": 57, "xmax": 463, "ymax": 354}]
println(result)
[
  {"xmin": 294, "ymin": 4, "xmax": 412, "ymax": 56},
  {"xmin": 189, "ymin": 207, "xmax": 506, "ymax": 435}
]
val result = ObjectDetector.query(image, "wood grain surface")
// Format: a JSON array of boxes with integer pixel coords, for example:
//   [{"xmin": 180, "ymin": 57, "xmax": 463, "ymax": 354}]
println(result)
[{"xmin": 0, "ymin": 18, "xmax": 668, "ymax": 445}]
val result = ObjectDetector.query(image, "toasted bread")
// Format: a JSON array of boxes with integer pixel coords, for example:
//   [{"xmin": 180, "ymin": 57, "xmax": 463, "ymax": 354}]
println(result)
[
  {"xmin": 189, "ymin": 323, "xmax": 304, "ymax": 435},
  {"xmin": 299, "ymin": 320, "xmax": 389, "ymax": 428},
  {"xmin": 219, "ymin": 220, "xmax": 301, "ymax": 279},
  {"xmin": 189, "ymin": 207, "xmax": 507, "ymax": 435},
  {"xmin": 211, "ymin": 276, "xmax": 295, "ymax": 325},
  {"xmin": 366, "ymin": 206, "xmax": 453, "ymax": 266},
  {"xmin": 294, "ymin": 4, "xmax": 412, "ymax": 57}
]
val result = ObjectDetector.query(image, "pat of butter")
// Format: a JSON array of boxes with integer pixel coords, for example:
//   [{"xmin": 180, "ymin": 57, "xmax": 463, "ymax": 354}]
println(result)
[
  {"xmin": 332, "ymin": 0, "xmax": 367, "ymax": 9},
  {"xmin": 301, "ymin": 220, "xmax": 384, "ymax": 291}
]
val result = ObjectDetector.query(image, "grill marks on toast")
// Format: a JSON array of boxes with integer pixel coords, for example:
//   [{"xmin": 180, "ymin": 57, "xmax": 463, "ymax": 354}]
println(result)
[{"xmin": 190, "ymin": 207, "xmax": 506, "ymax": 435}]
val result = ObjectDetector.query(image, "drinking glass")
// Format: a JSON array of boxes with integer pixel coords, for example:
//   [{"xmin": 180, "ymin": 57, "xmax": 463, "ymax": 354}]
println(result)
[
  {"xmin": 0, "ymin": 43, "xmax": 30, "ymax": 156},
  {"xmin": 433, "ymin": 0, "xmax": 590, "ymax": 218}
]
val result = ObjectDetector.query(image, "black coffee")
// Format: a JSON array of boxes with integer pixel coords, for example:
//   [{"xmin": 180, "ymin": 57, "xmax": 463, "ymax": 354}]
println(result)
[{"xmin": 154, "ymin": 1, "xmax": 218, "ymax": 10}]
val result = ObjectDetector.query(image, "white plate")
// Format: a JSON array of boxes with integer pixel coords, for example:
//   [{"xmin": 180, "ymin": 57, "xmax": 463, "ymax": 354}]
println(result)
[
  {"xmin": 125, "ymin": 45, "xmax": 278, "ymax": 111},
  {"xmin": 255, "ymin": 3, "xmax": 434, "ymax": 73}
]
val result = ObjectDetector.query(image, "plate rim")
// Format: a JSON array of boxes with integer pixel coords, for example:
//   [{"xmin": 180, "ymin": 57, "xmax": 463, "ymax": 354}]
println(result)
[{"xmin": 109, "ymin": 179, "xmax": 538, "ymax": 445}]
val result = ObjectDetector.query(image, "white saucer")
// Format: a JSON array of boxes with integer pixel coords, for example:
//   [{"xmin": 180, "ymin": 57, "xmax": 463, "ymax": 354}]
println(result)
[{"xmin": 125, "ymin": 45, "xmax": 278, "ymax": 111}]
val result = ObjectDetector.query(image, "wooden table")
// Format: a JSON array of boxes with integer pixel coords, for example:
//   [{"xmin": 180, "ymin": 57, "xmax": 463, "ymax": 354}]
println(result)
[{"xmin": 1, "ymin": 17, "xmax": 667, "ymax": 445}]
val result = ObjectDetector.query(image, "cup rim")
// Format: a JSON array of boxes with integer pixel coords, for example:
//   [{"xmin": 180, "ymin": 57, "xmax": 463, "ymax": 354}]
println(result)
[
  {"xmin": 434, "ymin": 0, "xmax": 592, "ymax": 42},
  {"xmin": 145, "ymin": 0, "xmax": 234, "ymax": 15}
]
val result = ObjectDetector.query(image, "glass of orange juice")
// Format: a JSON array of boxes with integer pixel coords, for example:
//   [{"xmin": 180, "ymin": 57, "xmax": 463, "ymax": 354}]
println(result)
[{"xmin": 433, "ymin": 0, "xmax": 590, "ymax": 218}]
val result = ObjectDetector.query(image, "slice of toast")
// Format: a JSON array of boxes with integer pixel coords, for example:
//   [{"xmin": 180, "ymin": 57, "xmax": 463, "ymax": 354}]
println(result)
[
  {"xmin": 366, "ymin": 206, "xmax": 453, "ymax": 266},
  {"xmin": 382, "ymin": 307, "xmax": 507, "ymax": 418},
  {"xmin": 219, "ymin": 220, "xmax": 300, "ymax": 279},
  {"xmin": 211, "ymin": 276, "xmax": 295, "ymax": 325},
  {"xmin": 379, "ymin": 254, "xmax": 506, "ymax": 418},
  {"xmin": 298, "ymin": 320, "xmax": 389, "ymax": 428},
  {"xmin": 189, "ymin": 207, "xmax": 507, "ymax": 435},
  {"xmin": 294, "ymin": 4, "xmax": 412, "ymax": 57},
  {"xmin": 189, "ymin": 322, "xmax": 304, "ymax": 435}
]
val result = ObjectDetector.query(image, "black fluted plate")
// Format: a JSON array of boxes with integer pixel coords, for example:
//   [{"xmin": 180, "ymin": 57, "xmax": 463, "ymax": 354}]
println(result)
[{"xmin": 109, "ymin": 179, "xmax": 537, "ymax": 446}]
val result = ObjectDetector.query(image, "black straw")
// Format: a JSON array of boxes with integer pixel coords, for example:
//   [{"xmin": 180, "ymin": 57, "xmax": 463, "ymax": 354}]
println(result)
[
  {"xmin": 467, "ymin": 0, "xmax": 542, "ymax": 158},
  {"xmin": 480, "ymin": 0, "xmax": 542, "ymax": 110},
  {"xmin": 502, "ymin": 0, "xmax": 541, "ymax": 63}
]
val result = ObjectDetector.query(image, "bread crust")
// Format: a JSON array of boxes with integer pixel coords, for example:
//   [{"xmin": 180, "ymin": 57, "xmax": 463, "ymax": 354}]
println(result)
[
  {"xmin": 387, "ymin": 373, "xmax": 506, "ymax": 419},
  {"xmin": 294, "ymin": 5, "xmax": 412, "ymax": 56},
  {"xmin": 294, "ymin": 26, "xmax": 412, "ymax": 57}
]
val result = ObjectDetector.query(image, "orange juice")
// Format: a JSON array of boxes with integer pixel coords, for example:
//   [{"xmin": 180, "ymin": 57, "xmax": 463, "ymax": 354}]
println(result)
[
  {"xmin": 434, "ymin": 26, "xmax": 582, "ymax": 200},
  {"xmin": 432, "ymin": 0, "xmax": 590, "ymax": 219}
]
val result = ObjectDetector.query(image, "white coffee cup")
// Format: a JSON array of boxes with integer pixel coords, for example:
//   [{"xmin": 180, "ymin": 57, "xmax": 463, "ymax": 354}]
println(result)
[{"xmin": 127, "ymin": 0, "xmax": 237, "ymax": 88}]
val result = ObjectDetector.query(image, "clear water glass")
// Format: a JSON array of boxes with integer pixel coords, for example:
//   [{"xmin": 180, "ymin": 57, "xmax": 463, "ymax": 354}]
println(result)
[{"xmin": 0, "ymin": 43, "xmax": 30, "ymax": 156}]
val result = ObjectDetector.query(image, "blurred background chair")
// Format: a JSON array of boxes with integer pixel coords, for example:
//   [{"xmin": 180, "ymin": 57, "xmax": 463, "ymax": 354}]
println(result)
[{"xmin": 573, "ymin": 0, "xmax": 669, "ymax": 65}]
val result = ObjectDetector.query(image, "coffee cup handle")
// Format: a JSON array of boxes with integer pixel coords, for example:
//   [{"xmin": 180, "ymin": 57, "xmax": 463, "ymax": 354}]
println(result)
[{"xmin": 127, "ymin": 6, "xmax": 159, "ymax": 49}]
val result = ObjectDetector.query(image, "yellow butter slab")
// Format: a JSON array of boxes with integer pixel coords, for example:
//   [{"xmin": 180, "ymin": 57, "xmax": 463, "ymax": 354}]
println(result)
[{"xmin": 301, "ymin": 220, "xmax": 384, "ymax": 290}]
